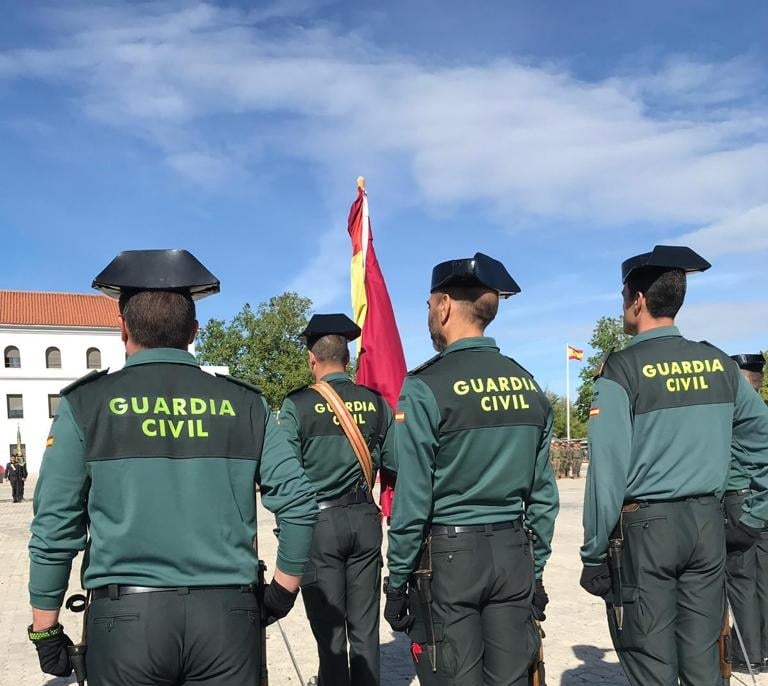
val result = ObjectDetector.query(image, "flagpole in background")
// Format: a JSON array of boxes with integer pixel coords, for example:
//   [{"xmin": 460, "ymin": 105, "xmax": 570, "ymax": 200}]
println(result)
[{"xmin": 566, "ymin": 344, "xmax": 571, "ymax": 443}]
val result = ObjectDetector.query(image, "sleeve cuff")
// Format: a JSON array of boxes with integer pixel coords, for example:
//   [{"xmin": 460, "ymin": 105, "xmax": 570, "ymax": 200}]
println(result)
[{"xmin": 29, "ymin": 561, "xmax": 71, "ymax": 610}]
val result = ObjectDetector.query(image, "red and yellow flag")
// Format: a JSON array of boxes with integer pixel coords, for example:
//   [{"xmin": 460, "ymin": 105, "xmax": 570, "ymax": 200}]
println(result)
[
  {"xmin": 348, "ymin": 178, "xmax": 406, "ymax": 516},
  {"xmin": 567, "ymin": 345, "xmax": 584, "ymax": 361}
]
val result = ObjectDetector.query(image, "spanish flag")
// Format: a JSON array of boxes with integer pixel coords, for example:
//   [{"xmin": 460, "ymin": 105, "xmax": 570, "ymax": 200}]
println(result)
[
  {"xmin": 567, "ymin": 345, "xmax": 584, "ymax": 361},
  {"xmin": 348, "ymin": 178, "xmax": 406, "ymax": 516}
]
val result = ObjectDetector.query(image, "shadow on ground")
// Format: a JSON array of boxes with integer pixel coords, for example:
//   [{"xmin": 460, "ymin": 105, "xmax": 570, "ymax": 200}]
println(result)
[
  {"xmin": 559, "ymin": 645, "xmax": 629, "ymax": 685},
  {"xmin": 381, "ymin": 631, "xmax": 416, "ymax": 685}
]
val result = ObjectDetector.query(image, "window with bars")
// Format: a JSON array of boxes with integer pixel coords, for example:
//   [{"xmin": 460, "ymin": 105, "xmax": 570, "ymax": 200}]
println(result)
[
  {"xmin": 46, "ymin": 347, "xmax": 62, "ymax": 369},
  {"xmin": 4, "ymin": 346, "xmax": 21, "ymax": 368},
  {"xmin": 6, "ymin": 395, "xmax": 23, "ymax": 419},
  {"xmin": 86, "ymin": 347, "xmax": 102, "ymax": 369},
  {"xmin": 48, "ymin": 394, "xmax": 61, "ymax": 418}
]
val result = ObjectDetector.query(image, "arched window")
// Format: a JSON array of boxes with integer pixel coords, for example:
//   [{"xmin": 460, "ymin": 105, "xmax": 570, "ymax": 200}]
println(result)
[
  {"xmin": 4, "ymin": 346, "xmax": 20, "ymax": 368},
  {"xmin": 46, "ymin": 347, "xmax": 62, "ymax": 369},
  {"xmin": 86, "ymin": 347, "xmax": 102, "ymax": 369}
]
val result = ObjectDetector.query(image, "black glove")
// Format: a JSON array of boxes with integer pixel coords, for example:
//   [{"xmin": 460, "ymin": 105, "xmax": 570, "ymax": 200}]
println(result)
[
  {"xmin": 580, "ymin": 563, "xmax": 611, "ymax": 598},
  {"xmin": 263, "ymin": 579, "xmax": 298, "ymax": 625},
  {"xmin": 383, "ymin": 577, "xmax": 415, "ymax": 632},
  {"xmin": 28, "ymin": 623, "xmax": 73, "ymax": 677},
  {"xmin": 726, "ymin": 521, "xmax": 762, "ymax": 553},
  {"xmin": 532, "ymin": 579, "xmax": 549, "ymax": 621}
]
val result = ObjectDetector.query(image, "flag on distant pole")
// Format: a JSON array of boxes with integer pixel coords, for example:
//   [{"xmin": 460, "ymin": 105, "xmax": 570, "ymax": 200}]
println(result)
[
  {"xmin": 565, "ymin": 345, "xmax": 584, "ymax": 442},
  {"xmin": 348, "ymin": 177, "xmax": 407, "ymax": 516}
]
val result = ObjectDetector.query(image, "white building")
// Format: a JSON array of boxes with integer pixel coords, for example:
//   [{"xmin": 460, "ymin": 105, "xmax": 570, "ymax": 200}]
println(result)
[{"xmin": 1, "ymin": 290, "xmax": 227, "ymax": 474}]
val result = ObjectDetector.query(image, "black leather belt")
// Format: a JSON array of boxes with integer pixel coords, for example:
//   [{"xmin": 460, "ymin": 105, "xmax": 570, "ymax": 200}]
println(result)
[
  {"xmin": 430, "ymin": 520, "xmax": 522, "ymax": 537},
  {"xmin": 724, "ymin": 489, "xmax": 751, "ymax": 497},
  {"xmin": 317, "ymin": 490, "xmax": 374, "ymax": 510},
  {"xmin": 92, "ymin": 584, "xmax": 257, "ymax": 600},
  {"xmin": 623, "ymin": 493, "xmax": 716, "ymax": 510}
]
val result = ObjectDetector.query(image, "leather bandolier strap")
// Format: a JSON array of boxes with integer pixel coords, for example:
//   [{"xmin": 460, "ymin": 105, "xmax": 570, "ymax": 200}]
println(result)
[{"xmin": 311, "ymin": 380, "xmax": 374, "ymax": 492}]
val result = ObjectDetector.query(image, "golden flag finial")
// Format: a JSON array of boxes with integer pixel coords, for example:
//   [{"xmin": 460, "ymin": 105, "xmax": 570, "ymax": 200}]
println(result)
[{"xmin": 356, "ymin": 176, "xmax": 366, "ymax": 190}]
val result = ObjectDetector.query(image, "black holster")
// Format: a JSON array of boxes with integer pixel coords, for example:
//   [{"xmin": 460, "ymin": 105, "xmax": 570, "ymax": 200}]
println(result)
[
  {"xmin": 412, "ymin": 537, "xmax": 438, "ymax": 673},
  {"xmin": 65, "ymin": 592, "xmax": 90, "ymax": 685}
]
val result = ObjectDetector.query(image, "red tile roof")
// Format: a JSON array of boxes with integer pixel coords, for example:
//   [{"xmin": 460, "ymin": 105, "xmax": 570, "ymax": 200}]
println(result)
[{"xmin": 0, "ymin": 291, "xmax": 120, "ymax": 329}]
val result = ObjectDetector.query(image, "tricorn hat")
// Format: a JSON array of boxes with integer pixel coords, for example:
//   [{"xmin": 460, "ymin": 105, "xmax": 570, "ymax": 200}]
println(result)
[
  {"xmin": 730, "ymin": 354, "xmax": 766, "ymax": 373},
  {"xmin": 621, "ymin": 245, "xmax": 711, "ymax": 284},
  {"xmin": 300, "ymin": 314, "xmax": 361, "ymax": 345},
  {"xmin": 430, "ymin": 252, "xmax": 520, "ymax": 298},
  {"xmin": 92, "ymin": 249, "xmax": 220, "ymax": 300}
]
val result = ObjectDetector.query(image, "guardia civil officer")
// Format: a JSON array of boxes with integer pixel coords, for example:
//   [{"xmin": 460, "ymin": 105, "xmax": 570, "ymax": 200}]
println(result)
[
  {"xmin": 278, "ymin": 314, "xmax": 396, "ymax": 686},
  {"xmin": 580, "ymin": 246, "xmax": 768, "ymax": 686},
  {"xmin": 384, "ymin": 253, "xmax": 559, "ymax": 686},
  {"xmin": 725, "ymin": 353, "xmax": 768, "ymax": 672},
  {"xmin": 27, "ymin": 249, "xmax": 318, "ymax": 686}
]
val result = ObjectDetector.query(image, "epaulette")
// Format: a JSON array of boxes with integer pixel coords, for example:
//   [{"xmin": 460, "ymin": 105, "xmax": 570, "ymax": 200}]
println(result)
[
  {"xmin": 60, "ymin": 369, "xmax": 109, "ymax": 396},
  {"xmin": 215, "ymin": 373, "xmax": 262, "ymax": 394},
  {"xmin": 505, "ymin": 356, "xmax": 535, "ymax": 379},
  {"xmin": 409, "ymin": 353, "xmax": 442, "ymax": 375},
  {"xmin": 285, "ymin": 383, "xmax": 310, "ymax": 397},
  {"xmin": 593, "ymin": 349, "xmax": 614, "ymax": 380}
]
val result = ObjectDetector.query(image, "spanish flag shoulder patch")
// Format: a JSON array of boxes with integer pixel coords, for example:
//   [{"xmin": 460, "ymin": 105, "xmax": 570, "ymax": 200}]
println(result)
[
  {"xmin": 395, "ymin": 412, "xmax": 406, "ymax": 422},
  {"xmin": 589, "ymin": 408, "xmax": 600, "ymax": 418},
  {"xmin": 46, "ymin": 436, "xmax": 54, "ymax": 448}
]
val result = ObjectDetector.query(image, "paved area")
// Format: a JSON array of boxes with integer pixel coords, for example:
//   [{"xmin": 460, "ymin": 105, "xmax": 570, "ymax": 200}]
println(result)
[{"xmin": 0, "ymin": 476, "xmax": 762, "ymax": 685}]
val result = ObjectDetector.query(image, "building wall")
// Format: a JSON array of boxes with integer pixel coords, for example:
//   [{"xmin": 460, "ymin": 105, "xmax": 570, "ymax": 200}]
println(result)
[
  {"xmin": 1, "ymin": 328, "xmax": 225, "ymax": 474},
  {"xmin": 1, "ymin": 326, "xmax": 124, "ymax": 473}
]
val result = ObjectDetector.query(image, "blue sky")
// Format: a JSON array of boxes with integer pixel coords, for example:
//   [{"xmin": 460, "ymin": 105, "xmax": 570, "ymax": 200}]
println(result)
[{"xmin": 2, "ymin": 1, "xmax": 767, "ymax": 394}]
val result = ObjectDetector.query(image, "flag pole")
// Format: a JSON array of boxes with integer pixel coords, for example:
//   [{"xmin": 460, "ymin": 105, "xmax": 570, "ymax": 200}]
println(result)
[{"xmin": 566, "ymin": 345, "xmax": 571, "ymax": 443}]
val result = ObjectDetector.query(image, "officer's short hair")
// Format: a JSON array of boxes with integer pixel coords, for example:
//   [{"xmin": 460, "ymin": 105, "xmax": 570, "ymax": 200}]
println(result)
[
  {"xmin": 310, "ymin": 335, "xmax": 350, "ymax": 364},
  {"xmin": 441, "ymin": 287, "xmax": 499, "ymax": 328},
  {"xmin": 625, "ymin": 268, "xmax": 686, "ymax": 319},
  {"xmin": 119, "ymin": 291, "xmax": 197, "ymax": 349}
]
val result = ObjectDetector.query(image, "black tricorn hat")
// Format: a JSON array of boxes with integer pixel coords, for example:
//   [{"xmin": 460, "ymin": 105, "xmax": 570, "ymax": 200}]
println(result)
[
  {"xmin": 730, "ymin": 354, "xmax": 766, "ymax": 373},
  {"xmin": 92, "ymin": 249, "xmax": 220, "ymax": 300},
  {"xmin": 300, "ymin": 314, "xmax": 361, "ymax": 344},
  {"xmin": 430, "ymin": 252, "xmax": 520, "ymax": 298},
  {"xmin": 621, "ymin": 245, "xmax": 711, "ymax": 283}
]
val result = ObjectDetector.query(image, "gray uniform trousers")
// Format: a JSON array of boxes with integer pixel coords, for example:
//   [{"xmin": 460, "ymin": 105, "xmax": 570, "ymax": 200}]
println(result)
[
  {"xmin": 724, "ymin": 489, "xmax": 762, "ymax": 663},
  {"xmin": 301, "ymin": 501, "xmax": 382, "ymax": 686},
  {"xmin": 607, "ymin": 496, "xmax": 726, "ymax": 686},
  {"xmin": 408, "ymin": 523, "xmax": 540, "ymax": 686}
]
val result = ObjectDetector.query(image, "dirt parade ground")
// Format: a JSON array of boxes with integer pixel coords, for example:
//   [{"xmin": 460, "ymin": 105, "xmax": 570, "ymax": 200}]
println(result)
[{"xmin": 1, "ymin": 476, "xmax": 763, "ymax": 685}]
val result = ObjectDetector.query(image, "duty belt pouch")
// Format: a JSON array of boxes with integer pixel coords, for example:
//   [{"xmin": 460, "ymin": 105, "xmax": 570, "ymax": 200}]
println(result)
[{"xmin": 311, "ymin": 380, "xmax": 375, "ymax": 493}]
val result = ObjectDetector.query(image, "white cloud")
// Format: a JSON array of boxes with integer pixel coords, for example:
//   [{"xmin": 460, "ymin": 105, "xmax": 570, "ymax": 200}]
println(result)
[
  {"xmin": 2, "ymin": 1, "xmax": 768, "ymax": 286},
  {"xmin": 677, "ymin": 301, "xmax": 768, "ymax": 347},
  {"xmin": 673, "ymin": 205, "xmax": 768, "ymax": 258},
  {"xmin": 285, "ymin": 227, "xmax": 350, "ymax": 309}
]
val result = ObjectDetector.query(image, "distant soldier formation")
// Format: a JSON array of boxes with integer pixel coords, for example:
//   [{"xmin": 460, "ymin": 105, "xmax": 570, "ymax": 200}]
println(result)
[{"xmin": 24, "ymin": 245, "xmax": 768, "ymax": 686}]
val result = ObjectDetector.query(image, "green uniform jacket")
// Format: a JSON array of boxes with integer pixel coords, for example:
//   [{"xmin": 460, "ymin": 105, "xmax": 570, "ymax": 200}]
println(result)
[
  {"xmin": 29, "ymin": 348, "xmax": 318, "ymax": 610},
  {"xmin": 387, "ymin": 337, "xmax": 559, "ymax": 587},
  {"xmin": 277, "ymin": 372, "xmax": 396, "ymax": 500},
  {"xmin": 582, "ymin": 326, "xmax": 768, "ymax": 565}
]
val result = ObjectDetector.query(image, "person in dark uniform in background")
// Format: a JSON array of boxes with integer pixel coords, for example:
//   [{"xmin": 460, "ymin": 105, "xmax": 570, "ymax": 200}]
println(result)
[
  {"xmin": 27, "ymin": 249, "xmax": 318, "ymax": 686},
  {"xmin": 580, "ymin": 246, "xmax": 768, "ymax": 686},
  {"xmin": 725, "ymin": 353, "xmax": 768, "ymax": 673},
  {"xmin": 384, "ymin": 253, "xmax": 559, "ymax": 686},
  {"xmin": 278, "ymin": 314, "xmax": 396, "ymax": 686},
  {"xmin": 6, "ymin": 454, "xmax": 27, "ymax": 503}
]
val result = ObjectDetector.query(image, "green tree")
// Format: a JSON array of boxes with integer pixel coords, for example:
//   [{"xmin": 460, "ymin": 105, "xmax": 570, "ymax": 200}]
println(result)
[
  {"xmin": 196, "ymin": 292, "xmax": 314, "ymax": 410},
  {"xmin": 546, "ymin": 391, "xmax": 587, "ymax": 439},
  {"xmin": 761, "ymin": 351, "xmax": 768, "ymax": 403},
  {"xmin": 574, "ymin": 316, "xmax": 631, "ymax": 422}
]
